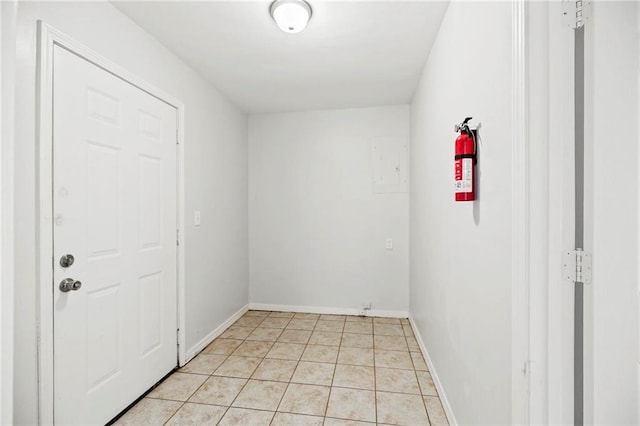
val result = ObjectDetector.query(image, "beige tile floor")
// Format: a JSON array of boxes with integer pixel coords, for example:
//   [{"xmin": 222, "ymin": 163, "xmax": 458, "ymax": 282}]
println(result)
[{"xmin": 115, "ymin": 311, "xmax": 449, "ymax": 426}]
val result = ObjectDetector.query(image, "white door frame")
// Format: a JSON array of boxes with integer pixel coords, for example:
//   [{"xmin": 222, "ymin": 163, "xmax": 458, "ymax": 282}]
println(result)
[
  {"xmin": 1, "ymin": 1, "xmax": 17, "ymax": 424},
  {"xmin": 36, "ymin": 22, "xmax": 187, "ymax": 424},
  {"xmin": 510, "ymin": 0, "xmax": 531, "ymax": 424}
]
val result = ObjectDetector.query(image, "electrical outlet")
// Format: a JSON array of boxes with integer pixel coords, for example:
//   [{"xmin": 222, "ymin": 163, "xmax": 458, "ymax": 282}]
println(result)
[
  {"xmin": 385, "ymin": 238, "xmax": 393, "ymax": 250},
  {"xmin": 194, "ymin": 210, "xmax": 201, "ymax": 226}
]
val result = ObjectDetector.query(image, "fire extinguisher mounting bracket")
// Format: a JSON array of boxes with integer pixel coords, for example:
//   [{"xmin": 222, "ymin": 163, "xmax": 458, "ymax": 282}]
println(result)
[{"xmin": 454, "ymin": 117, "xmax": 481, "ymax": 161}]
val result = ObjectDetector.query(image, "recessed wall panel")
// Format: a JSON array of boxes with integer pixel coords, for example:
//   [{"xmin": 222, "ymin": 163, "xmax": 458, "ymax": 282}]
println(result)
[
  {"xmin": 139, "ymin": 156, "xmax": 163, "ymax": 249},
  {"xmin": 139, "ymin": 110, "xmax": 163, "ymax": 143},
  {"xmin": 139, "ymin": 273, "xmax": 162, "ymax": 358},
  {"xmin": 87, "ymin": 87, "xmax": 120, "ymax": 126},
  {"xmin": 87, "ymin": 142, "xmax": 120, "ymax": 258},
  {"xmin": 87, "ymin": 284, "xmax": 120, "ymax": 393}
]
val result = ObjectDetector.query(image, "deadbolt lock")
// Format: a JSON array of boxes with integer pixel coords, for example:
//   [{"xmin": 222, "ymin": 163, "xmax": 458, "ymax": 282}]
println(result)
[
  {"xmin": 60, "ymin": 254, "xmax": 75, "ymax": 268},
  {"xmin": 59, "ymin": 278, "xmax": 82, "ymax": 293}
]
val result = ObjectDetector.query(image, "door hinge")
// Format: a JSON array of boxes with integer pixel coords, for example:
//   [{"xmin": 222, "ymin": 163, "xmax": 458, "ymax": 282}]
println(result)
[
  {"xmin": 176, "ymin": 129, "xmax": 179, "ymax": 145},
  {"xmin": 562, "ymin": 0, "xmax": 591, "ymax": 29},
  {"xmin": 176, "ymin": 229, "xmax": 180, "ymax": 246},
  {"xmin": 563, "ymin": 248, "xmax": 592, "ymax": 284}
]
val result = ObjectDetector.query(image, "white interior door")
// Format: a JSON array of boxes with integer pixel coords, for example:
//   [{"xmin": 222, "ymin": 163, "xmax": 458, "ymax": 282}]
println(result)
[{"xmin": 52, "ymin": 45, "xmax": 178, "ymax": 425}]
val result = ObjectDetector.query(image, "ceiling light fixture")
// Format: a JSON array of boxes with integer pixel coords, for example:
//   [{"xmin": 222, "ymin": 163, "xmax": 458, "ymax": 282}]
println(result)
[{"xmin": 270, "ymin": 0, "xmax": 312, "ymax": 34}]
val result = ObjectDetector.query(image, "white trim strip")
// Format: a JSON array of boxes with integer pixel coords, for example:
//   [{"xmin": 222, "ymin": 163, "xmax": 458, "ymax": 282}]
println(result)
[
  {"xmin": 408, "ymin": 316, "xmax": 457, "ymax": 425},
  {"xmin": 511, "ymin": 0, "xmax": 531, "ymax": 424},
  {"xmin": 248, "ymin": 303, "xmax": 409, "ymax": 319},
  {"xmin": 184, "ymin": 304, "xmax": 249, "ymax": 363}
]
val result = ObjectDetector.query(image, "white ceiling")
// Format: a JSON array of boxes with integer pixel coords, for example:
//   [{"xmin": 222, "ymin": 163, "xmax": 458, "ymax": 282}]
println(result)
[{"xmin": 113, "ymin": 1, "xmax": 449, "ymax": 114}]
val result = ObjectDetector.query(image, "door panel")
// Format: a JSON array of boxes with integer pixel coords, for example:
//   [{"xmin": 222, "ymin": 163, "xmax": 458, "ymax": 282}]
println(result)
[{"xmin": 53, "ymin": 45, "xmax": 177, "ymax": 425}]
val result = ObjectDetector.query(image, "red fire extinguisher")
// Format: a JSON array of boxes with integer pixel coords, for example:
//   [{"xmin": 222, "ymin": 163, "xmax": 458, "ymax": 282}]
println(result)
[{"xmin": 454, "ymin": 117, "xmax": 477, "ymax": 201}]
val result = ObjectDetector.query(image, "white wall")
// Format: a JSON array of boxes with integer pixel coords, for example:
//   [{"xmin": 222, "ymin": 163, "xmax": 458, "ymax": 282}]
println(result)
[
  {"xmin": 409, "ymin": 2, "xmax": 513, "ymax": 424},
  {"xmin": 249, "ymin": 106, "xmax": 409, "ymax": 314},
  {"xmin": 13, "ymin": 2, "xmax": 248, "ymax": 423},
  {"xmin": 584, "ymin": 2, "xmax": 639, "ymax": 424}
]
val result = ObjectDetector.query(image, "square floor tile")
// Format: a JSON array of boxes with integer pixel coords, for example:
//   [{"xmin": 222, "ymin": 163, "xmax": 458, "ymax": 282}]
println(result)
[
  {"xmin": 277, "ymin": 383, "xmax": 330, "ymax": 416},
  {"xmin": 271, "ymin": 412, "xmax": 324, "ymax": 426},
  {"xmin": 416, "ymin": 371, "xmax": 438, "ymax": 396},
  {"xmin": 265, "ymin": 342, "xmax": 306, "ymax": 360},
  {"xmin": 291, "ymin": 361, "xmax": 335, "ymax": 386},
  {"xmin": 374, "ymin": 349, "xmax": 413, "ymax": 370},
  {"xmin": 232, "ymin": 340, "xmax": 273, "ymax": 358},
  {"xmin": 376, "ymin": 391, "xmax": 429, "ymax": 425},
  {"xmin": 165, "ymin": 403, "xmax": 227, "ymax": 425},
  {"xmin": 293, "ymin": 313, "xmax": 320, "ymax": 320},
  {"xmin": 218, "ymin": 407, "xmax": 274, "ymax": 426},
  {"xmin": 213, "ymin": 356, "xmax": 262, "ymax": 378},
  {"xmin": 246, "ymin": 327, "xmax": 282, "ymax": 342},
  {"xmin": 411, "ymin": 351, "xmax": 429, "ymax": 371},
  {"xmin": 260, "ymin": 317, "xmax": 291, "ymax": 328},
  {"xmin": 179, "ymin": 353, "xmax": 227, "ymax": 375},
  {"xmin": 406, "ymin": 337, "xmax": 421, "ymax": 352},
  {"xmin": 326, "ymin": 387, "xmax": 376, "ymax": 423},
  {"xmin": 245, "ymin": 310, "xmax": 270, "ymax": 317},
  {"xmin": 345, "ymin": 316, "xmax": 372, "ymax": 324},
  {"xmin": 333, "ymin": 364, "xmax": 375, "ymax": 390},
  {"xmin": 341, "ymin": 333, "xmax": 373, "ymax": 349},
  {"xmin": 424, "ymin": 396, "xmax": 449, "ymax": 425},
  {"xmin": 309, "ymin": 331, "xmax": 342, "ymax": 346},
  {"xmin": 375, "ymin": 368, "xmax": 420, "ymax": 394},
  {"xmin": 301, "ymin": 345, "xmax": 339, "ymax": 363},
  {"xmin": 232, "ymin": 379, "xmax": 288, "ymax": 411},
  {"xmin": 269, "ymin": 311, "xmax": 295, "ymax": 318},
  {"xmin": 148, "ymin": 372, "xmax": 207, "ymax": 401},
  {"xmin": 373, "ymin": 317, "xmax": 401, "ymax": 325},
  {"xmin": 234, "ymin": 316, "xmax": 266, "ymax": 328},
  {"xmin": 374, "ymin": 335, "xmax": 407, "ymax": 351},
  {"xmin": 373, "ymin": 323, "xmax": 404, "ymax": 336},
  {"xmin": 252, "ymin": 358, "xmax": 298, "ymax": 382},
  {"xmin": 320, "ymin": 314, "xmax": 346, "ymax": 322},
  {"xmin": 203, "ymin": 338, "xmax": 243, "ymax": 355},
  {"xmin": 343, "ymin": 322, "xmax": 372, "ymax": 335},
  {"xmin": 402, "ymin": 324, "xmax": 414, "ymax": 337},
  {"xmin": 314, "ymin": 320, "xmax": 344, "ymax": 332},
  {"xmin": 278, "ymin": 329, "xmax": 312, "ymax": 344},
  {"xmin": 189, "ymin": 376, "xmax": 247, "ymax": 406},
  {"xmin": 220, "ymin": 326, "xmax": 254, "ymax": 339},
  {"xmin": 287, "ymin": 318, "xmax": 317, "ymax": 330},
  {"xmin": 114, "ymin": 398, "xmax": 181, "ymax": 425},
  {"xmin": 337, "ymin": 347, "xmax": 374, "ymax": 367},
  {"xmin": 323, "ymin": 418, "xmax": 375, "ymax": 426}
]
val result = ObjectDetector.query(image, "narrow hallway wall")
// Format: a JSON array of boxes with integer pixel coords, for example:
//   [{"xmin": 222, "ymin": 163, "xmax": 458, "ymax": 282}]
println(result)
[
  {"xmin": 409, "ymin": 2, "xmax": 513, "ymax": 423},
  {"xmin": 12, "ymin": 2, "xmax": 248, "ymax": 423}
]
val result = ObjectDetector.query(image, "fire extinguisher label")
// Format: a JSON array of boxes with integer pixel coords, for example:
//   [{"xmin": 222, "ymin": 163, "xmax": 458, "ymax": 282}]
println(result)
[{"xmin": 454, "ymin": 158, "xmax": 473, "ymax": 193}]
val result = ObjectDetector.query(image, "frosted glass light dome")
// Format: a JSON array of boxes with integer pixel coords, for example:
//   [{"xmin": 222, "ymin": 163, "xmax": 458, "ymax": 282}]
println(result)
[{"xmin": 270, "ymin": 0, "xmax": 312, "ymax": 34}]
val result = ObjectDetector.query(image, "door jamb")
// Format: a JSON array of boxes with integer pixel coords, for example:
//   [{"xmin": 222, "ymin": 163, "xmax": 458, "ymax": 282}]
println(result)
[{"xmin": 36, "ymin": 22, "xmax": 187, "ymax": 424}]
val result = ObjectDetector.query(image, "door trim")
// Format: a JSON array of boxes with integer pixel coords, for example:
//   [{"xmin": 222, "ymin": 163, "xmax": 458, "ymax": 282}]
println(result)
[
  {"xmin": 36, "ymin": 22, "xmax": 187, "ymax": 424},
  {"xmin": 511, "ymin": 0, "xmax": 531, "ymax": 423},
  {"xmin": 1, "ymin": 2, "xmax": 18, "ymax": 424}
]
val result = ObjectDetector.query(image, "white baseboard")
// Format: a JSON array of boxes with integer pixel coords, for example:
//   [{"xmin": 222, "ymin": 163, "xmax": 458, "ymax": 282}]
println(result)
[
  {"xmin": 248, "ymin": 303, "xmax": 408, "ymax": 319},
  {"xmin": 183, "ymin": 304, "xmax": 249, "ymax": 364},
  {"xmin": 408, "ymin": 316, "xmax": 457, "ymax": 426}
]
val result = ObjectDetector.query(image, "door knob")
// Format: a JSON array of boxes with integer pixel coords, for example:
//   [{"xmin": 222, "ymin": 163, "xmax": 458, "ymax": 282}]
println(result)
[
  {"xmin": 59, "ymin": 278, "xmax": 82, "ymax": 293},
  {"xmin": 59, "ymin": 254, "xmax": 75, "ymax": 268}
]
